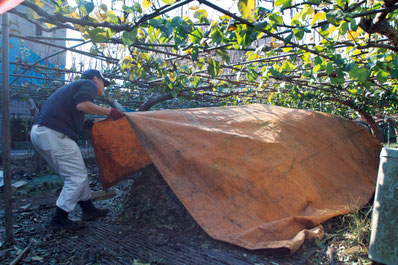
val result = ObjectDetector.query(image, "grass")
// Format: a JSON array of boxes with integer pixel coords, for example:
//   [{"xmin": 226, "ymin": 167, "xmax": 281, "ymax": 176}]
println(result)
[
  {"xmin": 307, "ymin": 204, "xmax": 375, "ymax": 264},
  {"xmin": 384, "ymin": 142, "xmax": 398, "ymax": 148},
  {"xmin": 342, "ymin": 207, "xmax": 372, "ymax": 247}
]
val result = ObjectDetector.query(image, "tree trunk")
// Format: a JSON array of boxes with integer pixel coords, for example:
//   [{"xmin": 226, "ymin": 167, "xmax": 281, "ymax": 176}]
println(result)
[
  {"xmin": 27, "ymin": 98, "xmax": 46, "ymax": 172},
  {"xmin": 325, "ymin": 96, "xmax": 384, "ymax": 142},
  {"xmin": 358, "ymin": 109, "xmax": 384, "ymax": 142},
  {"xmin": 138, "ymin": 93, "xmax": 174, "ymax": 111}
]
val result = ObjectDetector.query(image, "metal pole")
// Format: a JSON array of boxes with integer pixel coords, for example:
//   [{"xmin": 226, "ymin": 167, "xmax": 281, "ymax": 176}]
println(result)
[{"xmin": 1, "ymin": 12, "xmax": 14, "ymax": 243}]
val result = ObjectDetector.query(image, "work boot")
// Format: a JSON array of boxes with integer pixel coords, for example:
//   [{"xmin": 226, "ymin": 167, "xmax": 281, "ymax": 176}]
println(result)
[
  {"xmin": 79, "ymin": 199, "xmax": 110, "ymax": 221},
  {"xmin": 48, "ymin": 207, "xmax": 85, "ymax": 231}
]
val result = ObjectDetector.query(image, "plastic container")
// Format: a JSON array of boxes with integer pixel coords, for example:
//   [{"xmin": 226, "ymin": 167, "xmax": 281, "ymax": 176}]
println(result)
[{"xmin": 369, "ymin": 147, "xmax": 398, "ymax": 265}]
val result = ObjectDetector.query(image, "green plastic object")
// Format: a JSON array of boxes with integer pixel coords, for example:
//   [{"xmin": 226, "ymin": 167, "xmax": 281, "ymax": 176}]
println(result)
[{"xmin": 369, "ymin": 147, "xmax": 398, "ymax": 265}]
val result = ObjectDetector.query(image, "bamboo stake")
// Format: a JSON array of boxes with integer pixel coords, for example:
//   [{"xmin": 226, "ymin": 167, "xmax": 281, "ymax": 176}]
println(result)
[{"xmin": 10, "ymin": 244, "xmax": 31, "ymax": 265}]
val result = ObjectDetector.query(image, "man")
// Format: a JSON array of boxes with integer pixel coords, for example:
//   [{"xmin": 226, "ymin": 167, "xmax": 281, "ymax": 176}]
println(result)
[{"xmin": 30, "ymin": 69, "xmax": 124, "ymax": 231}]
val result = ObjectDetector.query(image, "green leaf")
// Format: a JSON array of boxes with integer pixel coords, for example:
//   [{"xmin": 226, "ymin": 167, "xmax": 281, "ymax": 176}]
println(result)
[
  {"xmin": 280, "ymin": 61, "xmax": 293, "ymax": 72},
  {"xmin": 275, "ymin": 0, "xmax": 292, "ymax": 8},
  {"xmin": 390, "ymin": 69, "xmax": 398, "ymax": 78},
  {"xmin": 83, "ymin": 1, "xmax": 94, "ymax": 14},
  {"xmin": 189, "ymin": 28, "xmax": 203, "ymax": 44},
  {"xmin": 344, "ymin": 62, "xmax": 355, "ymax": 72},
  {"xmin": 326, "ymin": 62, "xmax": 334, "ymax": 75},
  {"xmin": 192, "ymin": 76, "xmax": 200, "ymax": 88},
  {"xmin": 349, "ymin": 64, "xmax": 359, "ymax": 78},
  {"xmin": 149, "ymin": 19, "xmax": 163, "ymax": 28},
  {"xmin": 246, "ymin": 69, "xmax": 258, "ymax": 81},
  {"xmin": 349, "ymin": 88, "xmax": 358, "ymax": 94},
  {"xmin": 293, "ymin": 28, "xmax": 305, "ymax": 40},
  {"xmin": 343, "ymin": 13, "xmax": 353, "ymax": 21},
  {"xmin": 142, "ymin": 0, "xmax": 152, "ymax": 10},
  {"xmin": 207, "ymin": 58, "xmax": 221, "ymax": 77},
  {"xmin": 191, "ymin": 46, "xmax": 199, "ymax": 61},
  {"xmin": 122, "ymin": 28, "xmax": 138, "ymax": 46},
  {"xmin": 211, "ymin": 28, "xmax": 223, "ymax": 45},
  {"xmin": 330, "ymin": 77, "xmax": 339, "ymax": 84},
  {"xmin": 314, "ymin": 56, "xmax": 322, "ymax": 65},
  {"xmin": 171, "ymin": 17, "xmax": 183, "ymax": 27},
  {"xmin": 254, "ymin": 21, "xmax": 268, "ymax": 30},
  {"xmin": 171, "ymin": 89, "xmax": 179, "ymax": 97},
  {"xmin": 194, "ymin": 9, "xmax": 209, "ymax": 23},
  {"xmin": 168, "ymin": 72, "xmax": 177, "ymax": 82},
  {"xmin": 350, "ymin": 19, "xmax": 358, "ymax": 31},
  {"xmin": 302, "ymin": 52, "xmax": 311, "ymax": 63},
  {"xmin": 284, "ymin": 33, "xmax": 293, "ymax": 43},
  {"xmin": 339, "ymin": 22, "xmax": 349, "ymax": 35},
  {"xmin": 313, "ymin": 64, "xmax": 321, "ymax": 73},
  {"xmin": 197, "ymin": 57, "xmax": 205, "ymax": 70},
  {"xmin": 326, "ymin": 13, "xmax": 339, "ymax": 26},
  {"xmin": 180, "ymin": 21, "xmax": 193, "ymax": 33},
  {"xmin": 122, "ymin": 5, "xmax": 135, "ymax": 13},
  {"xmin": 301, "ymin": 5, "xmax": 314, "ymax": 20},
  {"xmin": 238, "ymin": 0, "xmax": 256, "ymax": 21},
  {"xmin": 376, "ymin": 71, "xmax": 389, "ymax": 84},
  {"xmin": 106, "ymin": 11, "xmax": 119, "ymax": 24},
  {"xmin": 216, "ymin": 49, "xmax": 231, "ymax": 63},
  {"xmin": 133, "ymin": 2, "xmax": 142, "ymax": 13},
  {"xmin": 160, "ymin": 21, "xmax": 173, "ymax": 38},
  {"xmin": 161, "ymin": 0, "xmax": 176, "ymax": 5},
  {"xmin": 148, "ymin": 27, "xmax": 158, "ymax": 42},
  {"xmin": 77, "ymin": 0, "xmax": 94, "ymax": 16},
  {"xmin": 88, "ymin": 28, "xmax": 113, "ymax": 43},
  {"xmin": 236, "ymin": 30, "xmax": 247, "ymax": 48},
  {"xmin": 357, "ymin": 68, "xmax": 367, "ymax": 82},
  {"xmin": 269, "ymin": 13, "xmax": 283, "ymax": 24}
]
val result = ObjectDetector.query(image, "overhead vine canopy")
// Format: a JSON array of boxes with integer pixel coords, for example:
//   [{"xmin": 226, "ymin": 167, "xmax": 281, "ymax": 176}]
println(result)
[{"xmin": 9, "ymin": 0, "xmax": 398, "ymax": 140}]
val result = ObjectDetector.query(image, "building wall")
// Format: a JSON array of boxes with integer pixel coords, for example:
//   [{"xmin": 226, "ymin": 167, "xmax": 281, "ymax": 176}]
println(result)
[
  {"xmin": 0, "ymin": 0, "xmax": 67, "ymax": 143},
  {"xmin": 11, "ymin": 3, "xmax": 67, "ymax": 66}
]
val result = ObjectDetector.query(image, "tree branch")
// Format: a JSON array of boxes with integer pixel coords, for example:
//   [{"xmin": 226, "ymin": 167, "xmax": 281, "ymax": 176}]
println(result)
[{"xmin": 359, "ymin": 2, "xmax": 398, "ymax": 46}]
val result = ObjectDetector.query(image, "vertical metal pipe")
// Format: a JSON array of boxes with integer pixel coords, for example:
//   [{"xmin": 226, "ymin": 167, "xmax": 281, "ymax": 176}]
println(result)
[{"xmin": 1, "ymin": 12, "xmax": 14, "ymax": 243}]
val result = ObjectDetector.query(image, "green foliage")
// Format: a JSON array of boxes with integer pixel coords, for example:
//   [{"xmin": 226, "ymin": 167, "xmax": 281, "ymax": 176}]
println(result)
[
  {"xmin": 21, "ymin": 0, "xmax": 398, "ymax": 121},
  {"xmin": 88, "ymin": 28, "xmax": 114, "ymax": 43},
  {"xmin": 76, "ymin": 0, "xmax": 94, "ymax": 16},
  {"xmin": 194, "ymin": 9, "xmax": 209, "ymax": 24},
  {"xmin": 122, "ymin": 28, "xmax": 138, "ymax": 46},
  {"xmin": 207, "ymin": 58, "xmax": 221, "ymax": 77}
]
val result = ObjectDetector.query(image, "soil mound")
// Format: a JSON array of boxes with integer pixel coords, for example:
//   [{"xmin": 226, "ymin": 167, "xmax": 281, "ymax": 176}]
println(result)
[{"xmin": 118, "ymin": 165, "xmax": 201, "ymax": 232}]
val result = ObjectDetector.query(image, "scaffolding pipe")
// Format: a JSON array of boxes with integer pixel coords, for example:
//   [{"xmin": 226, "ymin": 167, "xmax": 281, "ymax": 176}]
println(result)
[{"xmin": 1, "ymin": 11, "xmax": 14, "ymax": 243}]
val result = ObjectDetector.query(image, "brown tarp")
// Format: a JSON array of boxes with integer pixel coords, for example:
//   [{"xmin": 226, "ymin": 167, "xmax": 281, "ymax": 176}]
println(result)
[{"xmin": 91, "ymin": 104, "xmax": 382, "ymax": 254}]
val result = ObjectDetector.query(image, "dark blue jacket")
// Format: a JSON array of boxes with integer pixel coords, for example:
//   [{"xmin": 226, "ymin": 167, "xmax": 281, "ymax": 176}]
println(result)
[{"xmin": 35, "ymin": 79, "xmax": 97, "ymax": 142}]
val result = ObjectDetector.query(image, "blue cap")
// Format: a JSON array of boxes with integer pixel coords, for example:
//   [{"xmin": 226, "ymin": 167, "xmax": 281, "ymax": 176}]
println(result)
[{"xmin": 81, "ymin": 69, "xmax": 111, "ymax": 87}]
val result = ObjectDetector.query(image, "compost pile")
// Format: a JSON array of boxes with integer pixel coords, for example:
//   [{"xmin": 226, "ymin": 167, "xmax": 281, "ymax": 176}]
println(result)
[{"xmin": 117, "ymin": 165, "xmax": 201, "ymax": 233}]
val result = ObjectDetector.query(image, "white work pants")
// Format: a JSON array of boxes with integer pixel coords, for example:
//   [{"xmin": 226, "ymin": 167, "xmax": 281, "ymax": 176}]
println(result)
[{"xmin": 30, "ymin": 125, "xmax": 91, "ymax": 212}]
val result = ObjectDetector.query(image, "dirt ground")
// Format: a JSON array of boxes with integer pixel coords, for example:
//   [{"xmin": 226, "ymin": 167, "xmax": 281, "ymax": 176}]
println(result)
[{"xmin": 0, "ymin": 154, "xmax": 372, "ymax": 264}]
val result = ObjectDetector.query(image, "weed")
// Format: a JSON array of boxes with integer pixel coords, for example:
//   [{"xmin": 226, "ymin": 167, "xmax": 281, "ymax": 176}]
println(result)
[{"xmin": 342, "ymin": 206, "xmax": 372, "ymax": 247}]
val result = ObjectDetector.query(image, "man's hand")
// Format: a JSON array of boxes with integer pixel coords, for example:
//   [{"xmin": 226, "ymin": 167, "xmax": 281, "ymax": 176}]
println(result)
[{"xmin": 109, "ymin": 108, "xmax": 124, "ymax": 120}]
